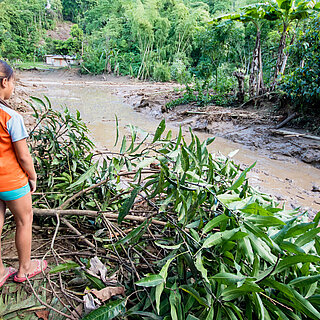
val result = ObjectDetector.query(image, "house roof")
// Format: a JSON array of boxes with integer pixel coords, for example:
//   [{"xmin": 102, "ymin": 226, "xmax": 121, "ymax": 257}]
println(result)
[{"xmin": 45, "ymin": 55, "xmax": 77, "ymax": 60}]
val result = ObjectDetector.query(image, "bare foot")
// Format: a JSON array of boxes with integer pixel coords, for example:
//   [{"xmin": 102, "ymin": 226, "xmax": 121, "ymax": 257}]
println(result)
[
  {"xmin": 17, "ymin": 260, "xmax": 42, "ymax": 278},
  {"xmin": 0, "ymin": 267, "xmax": 17, "ymax": 287},
  {"xmin": 0, "ymin": 267, "xmax": 6, "ymax": 279}
]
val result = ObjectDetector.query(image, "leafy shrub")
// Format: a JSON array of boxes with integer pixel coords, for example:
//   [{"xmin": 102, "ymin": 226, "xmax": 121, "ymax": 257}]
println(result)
[
  {"xmin": 153, "ymin": 62, "xmax": 171, "ymax": 82},
  {"xmin": 166, "ymin": 78, "xmax": 235, "ymax": 109},
  {"xmin": 28, "ymin": 100, "xmax": 320, "ymax": 319},
  {"xmin": 29, "ymin": 97, "xmax": 96, "ymax": 208},
  {"xmin": 281, "ymin": 18, "xmax": 320, "ymax": 116},
  {"xmin": 171, "ymin": 53, "xmax": 192, "ymax": 84}
]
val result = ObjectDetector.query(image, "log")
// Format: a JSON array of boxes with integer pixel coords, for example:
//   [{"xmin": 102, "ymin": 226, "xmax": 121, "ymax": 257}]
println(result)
[
  {"xmin": 270, "ymin": 129, "xmax": 320, "ymax": 142},
  {"xmin": 5, "ymin": 208, "xmax": 167, "ymax": 226},
  {"xmin": 275, "ymin": 112, "xmax": 297, "ymax": 129}
]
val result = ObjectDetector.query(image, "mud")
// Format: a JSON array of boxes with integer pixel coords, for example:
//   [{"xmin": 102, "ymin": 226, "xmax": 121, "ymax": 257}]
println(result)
[
  {"xmin": 118, "ymin": 84, "xmax": 320, "ymax": 169},
  {"xmin": 12, "ymin": 69, "xmax": 320, "ymax": 216}
]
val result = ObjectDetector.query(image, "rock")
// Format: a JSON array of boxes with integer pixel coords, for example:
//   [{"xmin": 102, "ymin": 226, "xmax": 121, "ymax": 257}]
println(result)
[
  {"xmin": 312, "ymin": 184, "xmax": 320, "ymax": 192},
  {"xmin": 193, "ymin": 118, "xmax": 208, "ymax": 131}
]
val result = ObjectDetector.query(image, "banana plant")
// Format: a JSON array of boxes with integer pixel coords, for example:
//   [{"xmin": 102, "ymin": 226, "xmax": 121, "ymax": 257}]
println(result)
[
  {"xmin": 211, "ymin": 0, "xmax": 319, "ymax": 94},
  {"xmin": 268, "ymin": 0, "xmax": 319, "ymax": 87},
  {"xmin": 211, "ymin": 4, "xmax": 272, "ymax": 97}
]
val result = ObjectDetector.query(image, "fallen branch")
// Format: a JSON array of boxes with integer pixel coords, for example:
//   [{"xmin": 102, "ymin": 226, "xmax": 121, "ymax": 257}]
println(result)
[
  {"xmin": 25, "ymin": 276, "xmax": 76, "ymax": 319},
  {"xmin": 58, "ymin": 169, "xmax": 160, "ymax": 210},
  {"xmin": 274, "ymin": 112, "xmax": 297, "ymax": 129},
  {"xmin": 237, "ymin": 91, "xmax": 276, "ymax": 109},
  {"xmin": 61, "ymin": 217, "xmax": 96, "ymax": 249},
  {"xmin": 5, "ymin": 208, "xmax": 167, "ymax": 226},
  {"xmin": 58, "ymin": 178, "xmax": 109, "ymax": 210},
  {"xmin": 270, "ymin": 129, "xmax": 320, "ymax": 142}
]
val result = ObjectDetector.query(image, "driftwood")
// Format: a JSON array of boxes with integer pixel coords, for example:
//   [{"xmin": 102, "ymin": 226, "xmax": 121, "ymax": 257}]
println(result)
[
  {"xmin": 275, "ymin": 112, "xmax": 297, "ymax": 129},
  {"xmin": 237, "ymin": 91, "xmax": 277, "ymax": 109},
  {"xmin": 183, "ymin": 111, "xmax": 209, "ymax": 116},
  {"xmin": 270, "ymin": 129, "xmax": 320, "ymax": 142}
]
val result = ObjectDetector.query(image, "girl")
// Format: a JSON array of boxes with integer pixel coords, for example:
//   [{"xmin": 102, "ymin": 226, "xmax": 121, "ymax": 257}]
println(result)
[{"xmin": 0, "ymin": 60, "xmax": 47, "ymax": 286}]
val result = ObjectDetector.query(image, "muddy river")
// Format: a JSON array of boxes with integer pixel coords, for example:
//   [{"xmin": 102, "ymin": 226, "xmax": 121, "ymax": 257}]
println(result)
[{"xmin": 17, "ymin": 70, "xmax": 320, "ymax": 216}]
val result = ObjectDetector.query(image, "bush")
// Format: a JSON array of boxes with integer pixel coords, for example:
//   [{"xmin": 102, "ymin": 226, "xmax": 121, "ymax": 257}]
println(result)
[
  {"xmin": 281, "ymin": 18, "xmax": 320, "ymax": 115},
  {"xmin": 27, "ymin": 100, "xmax": 320, "ymax": 319},
  {"xmin": 171, "ymin": 53, "xmax": 191, "ymax": 84},
  {"xmin": 153, "ymin": 62, "xmax": 171, "ymax": 82}
]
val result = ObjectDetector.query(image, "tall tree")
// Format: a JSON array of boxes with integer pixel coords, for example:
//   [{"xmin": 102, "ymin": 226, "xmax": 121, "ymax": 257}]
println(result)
[
  {"xmin": 212, "ymin": 4, "xmax": 274, "ymax": 96},
  {"xmin": 268, "ymin": 0, "xmax": 319, "ymax": 88}
]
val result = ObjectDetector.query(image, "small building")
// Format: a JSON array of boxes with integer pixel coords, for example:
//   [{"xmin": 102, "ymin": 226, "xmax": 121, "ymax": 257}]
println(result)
[{"xmin": 45, "ymin": 55, "xmax": 79, "ymax": 67}]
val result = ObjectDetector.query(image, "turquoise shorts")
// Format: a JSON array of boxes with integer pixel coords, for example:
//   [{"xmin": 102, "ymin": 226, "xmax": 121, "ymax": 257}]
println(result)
[{"xmin": 0, "ymin": 183, "xmax": 30, "ymax": 201}]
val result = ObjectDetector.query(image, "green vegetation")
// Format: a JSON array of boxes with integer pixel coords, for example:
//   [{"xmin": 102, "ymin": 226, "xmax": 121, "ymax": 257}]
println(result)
[
  {"xmin": 25, "ymin": 97, "xmax": 320, "ymax": 319},
  {"xmin": 281, "ymin": 16, "xmax": 320, "ymax": 134},
  {"xmin": 2, "ymin": 0, "xmax": 320, "ymax": 119},
  {"xmin": 0, "ymin": 0, "xmax": 62, "ymax": 60}
]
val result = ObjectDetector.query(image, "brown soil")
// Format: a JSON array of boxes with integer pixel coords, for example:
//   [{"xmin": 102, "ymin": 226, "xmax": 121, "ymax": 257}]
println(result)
[{"xmin": 46, "ymin": 21, "xmax": 73, "ymax": 41}]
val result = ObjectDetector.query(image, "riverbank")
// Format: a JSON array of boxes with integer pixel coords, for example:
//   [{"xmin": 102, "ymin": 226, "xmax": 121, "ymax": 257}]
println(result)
[{"xmin": 12, "ymin": 69, "xmax": 320, "ymax": 215}]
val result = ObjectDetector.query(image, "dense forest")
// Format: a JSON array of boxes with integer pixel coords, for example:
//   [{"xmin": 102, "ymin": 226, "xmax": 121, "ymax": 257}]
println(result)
[{"xmin": 0, "ymin": 0, "xmax": 320, "ymax": 129}]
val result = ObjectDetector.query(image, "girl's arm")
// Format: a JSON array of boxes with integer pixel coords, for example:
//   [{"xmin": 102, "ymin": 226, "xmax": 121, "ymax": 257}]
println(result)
[{"xmin": 13, "ymin": 139, "xmax": 37, "ymax": 193}]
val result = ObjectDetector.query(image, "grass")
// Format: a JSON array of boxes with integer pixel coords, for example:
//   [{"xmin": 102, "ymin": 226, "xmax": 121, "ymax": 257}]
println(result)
[{"xmin": 13, "ymin": 61, "xmax": 76, "ymax": 71}]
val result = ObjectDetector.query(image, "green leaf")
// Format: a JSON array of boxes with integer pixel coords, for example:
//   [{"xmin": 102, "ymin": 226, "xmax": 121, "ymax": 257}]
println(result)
[
  {"xmin": 211, "ymin": 273, "xmax": 247, "ymax": 285},
  {"xmin": 152, "ymin": 119, "xmax": 166, "ymax": 143},
  {"xmin": 202, "ymin": 229, "xmax": 240, "ymax": 249},
  {"xmin": 202, "ymin": 214, "xmax": 230, "ymax": 234},
  {"xmin": 229, "ymin": 162, "xmax": 256, "ymax": 191},
  {"xmin": 195, "ymin": 252, "xmax": 209, "ymax": 283},
  {"xmin": 180, "ymin": 285, "xmax": 209, "ymax": 308},
  {"xmin": 120, "ymin": 136, "xmax": 127, "ymax": 154},
  {"xmin": 169, "ymin": 283, "xmax": 181, "ymax": 320},
  {"xmin": 289, "ymin": 275, "xmax": 320, "ymax": 287},
  {"xmin": 245, "ymin": 215, "xmax": 285, "ymax": 227},
  {"xmin": 274, "ymin": 255, "xmax": 320, "ymax": 275},
  {"xmin": 295, "ymin": 227, "xmax": 320, "ymax": 247},
  {"xmin": 82, "ymin": 299, "xmax": 126, "ymax": 320},
  {"xmin": 136, "ymin": 274, "xmax": 164, "ymax": 287},
  {"xmin": 31, "ymin": 96, "xmax": 48, "ymax": 109},
  {"xmin": 114, "ymin": 114, "xmax": 119, "ymax": 147},
  {"xmin": 49, "ymin": 261, "xmax": 79, "ymax": 274},
  {"xmin": 156, "ymin": 256, "xmax": 176, "ymax": 314},
  {"xmin": 67, "ymin": 161, "xmax": 98, "ymax": 189},
  {"xmin": 85, "ymin": 272, "xmax": 105, "ymax": 290},
  {"xmin": 112, "ymin": 219, "xmax": 149, "ymax": 247},
  {"xmin": 221, "ymin": 283, "xmax": 262, "ymax": 301},
  {"xmin": 240, "ymin": 203, "xmax": 273, "ymax": 216},
  {"xmin": 291, "ymin": 288, "xmax": 320, "ymax": 319},
  {"xmin": 118, "ymin": 186, "xmax": 141, "ymax": 224},
  {"xmin": 308, "ymin": 295, "xmax": 320, "ymax": 305}
]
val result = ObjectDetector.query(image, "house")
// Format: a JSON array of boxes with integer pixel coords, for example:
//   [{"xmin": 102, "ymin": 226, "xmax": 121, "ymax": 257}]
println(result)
[{"xmin": 45, "ymin": 55, "xmax": 79, "ymax": 67}]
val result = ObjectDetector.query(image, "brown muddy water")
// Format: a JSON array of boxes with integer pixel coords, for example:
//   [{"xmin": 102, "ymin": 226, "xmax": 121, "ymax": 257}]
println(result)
[{"xmin": 18, "ymin": 71, "xmax": 320, "ymax": 215}]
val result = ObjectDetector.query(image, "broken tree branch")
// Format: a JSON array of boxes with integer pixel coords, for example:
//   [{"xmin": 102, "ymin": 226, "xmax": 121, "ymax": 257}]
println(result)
[{"xmin": 274, "ymin": 112, "xmax": 297, "ymax": 129}]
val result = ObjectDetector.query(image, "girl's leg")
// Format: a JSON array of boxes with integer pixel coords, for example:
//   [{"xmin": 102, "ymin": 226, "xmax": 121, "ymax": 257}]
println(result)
[
  {"xmin": 0, "ymin": 200, "xmax": 6, "ymax": 277},
  {"xmin": 5, "ymin": 193, "xmax": 37, "ymax": 277}
]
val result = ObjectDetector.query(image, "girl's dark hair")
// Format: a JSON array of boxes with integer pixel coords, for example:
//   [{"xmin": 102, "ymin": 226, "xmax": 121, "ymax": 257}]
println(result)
[{"xmin": 0, "ymin": 60, "xmax": 14, "ymax": 82}]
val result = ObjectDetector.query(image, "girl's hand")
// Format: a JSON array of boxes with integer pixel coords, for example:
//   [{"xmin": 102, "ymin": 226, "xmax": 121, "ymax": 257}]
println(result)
[{"xmin": 29, "ymin": 179, "xmax": 37, "ymax": 194}]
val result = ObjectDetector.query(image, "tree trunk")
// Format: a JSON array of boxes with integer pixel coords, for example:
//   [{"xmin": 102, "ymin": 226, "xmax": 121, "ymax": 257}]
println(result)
[
  {"xmin": 272, "ymin": 23, "xmax": 288, "ymax": 89},
  {"xmin": 233, "ymin": 71, "xmax": 245, "ymax": 103},
  {"xmin": 249, "ymin": 28, "xmax": 264, "ymax": 97},
  {"xmin": 279, "ymin": 32, "xmax": 296, "ymax": 76}
]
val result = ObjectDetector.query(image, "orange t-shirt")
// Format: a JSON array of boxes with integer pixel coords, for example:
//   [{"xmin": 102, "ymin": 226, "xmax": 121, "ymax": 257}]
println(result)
[{"xmin": 0, "ymin": 103, "xmax": 29, "ymax": 192}]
